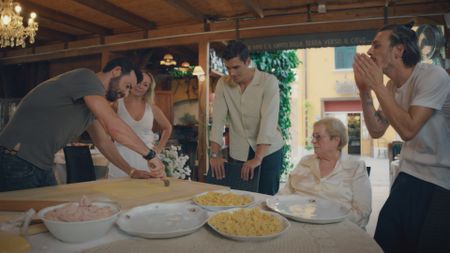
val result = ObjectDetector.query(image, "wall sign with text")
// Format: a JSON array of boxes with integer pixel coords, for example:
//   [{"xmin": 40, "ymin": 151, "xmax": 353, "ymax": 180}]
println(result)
[{"xmin": 245, "ymin": 30, "xmax": 376, "ymax": 51}]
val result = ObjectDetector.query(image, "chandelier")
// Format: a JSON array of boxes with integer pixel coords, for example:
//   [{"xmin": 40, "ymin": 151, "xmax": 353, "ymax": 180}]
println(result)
[{"xmin": 0, "ymin": 0, "xmax": 38, "ymax": 48}]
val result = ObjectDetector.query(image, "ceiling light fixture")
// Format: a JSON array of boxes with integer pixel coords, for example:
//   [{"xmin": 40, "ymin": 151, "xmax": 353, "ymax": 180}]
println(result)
[
  {"xmin": 179, "ymin": 61, "xmax": 191, "ymax": 72},
  {"xmin": 193, "ymin": 65, "xmax": 205, "ymax": 81},
  {"xmin": 0, "ymin": 0, "xmax": 38, "ymax": 48},
  {"xmin": 160, "ymin": 53, "xmax": 177, "ymax": 66}
]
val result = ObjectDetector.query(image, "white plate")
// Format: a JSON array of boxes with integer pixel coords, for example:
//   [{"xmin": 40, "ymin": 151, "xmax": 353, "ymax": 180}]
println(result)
[
  {"xmin": 117, "ymin": 202, "xmax": 208, "ymax": 239},
  {"xmin": 192, "ymin": 190, "xmax": 256, "ymax": 211},
  {"xmin": 207, "ymin": 208, "xmax": 290, "ymax": 241},
  {"xmin": 266, "ymin": 195, "xmax": 349, "ymax": 224}
]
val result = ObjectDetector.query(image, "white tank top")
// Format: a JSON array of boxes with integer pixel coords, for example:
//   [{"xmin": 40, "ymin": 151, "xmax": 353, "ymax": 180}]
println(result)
[
  {"xmin": 116, "ymin": 98, "xmax": 155, "ymax": 146},
  {"xmin": 108, "ymin": 98, "xmax": 156, "ymax": 178}
]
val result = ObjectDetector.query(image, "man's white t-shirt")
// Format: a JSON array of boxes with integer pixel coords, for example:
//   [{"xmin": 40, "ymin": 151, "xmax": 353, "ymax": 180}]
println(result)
[{"xmin": 391, "ymin": 63, "xmax": 450, "ymax": 189}]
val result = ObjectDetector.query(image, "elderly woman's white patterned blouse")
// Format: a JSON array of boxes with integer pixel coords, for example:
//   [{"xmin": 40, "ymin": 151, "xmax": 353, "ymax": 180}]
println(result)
[{"xmin": 278, "ymin": 154, "xmax": 372, "ymax": 229}]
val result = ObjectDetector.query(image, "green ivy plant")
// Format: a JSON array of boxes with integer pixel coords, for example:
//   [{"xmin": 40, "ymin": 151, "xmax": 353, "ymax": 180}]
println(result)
[
  {"xmin": 303, "ymin": 100, "xmax": 313, "ymax": 151},
  {"xmin": 250, "ymin": 50, "xmax": 300, "ymax": 175},
  {"xmin": 167, "ymin": 66, "xmax": 194, "ymax": 79}
]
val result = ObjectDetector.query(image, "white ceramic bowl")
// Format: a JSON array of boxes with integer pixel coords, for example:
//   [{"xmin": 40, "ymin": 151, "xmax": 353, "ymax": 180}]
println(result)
[{"xmin": 37, "ymin": 201, "xmax": 120, "ymax": 243}]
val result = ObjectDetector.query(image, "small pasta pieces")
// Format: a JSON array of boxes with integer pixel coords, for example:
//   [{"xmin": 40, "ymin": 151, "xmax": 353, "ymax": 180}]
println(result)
[
  {"xmin": 193, "ymin": 191, "xmax": 253, "ymax": 207},
  {"xmin": 208, "ymin": 208, "xmax": 285, "ymax": 237}
]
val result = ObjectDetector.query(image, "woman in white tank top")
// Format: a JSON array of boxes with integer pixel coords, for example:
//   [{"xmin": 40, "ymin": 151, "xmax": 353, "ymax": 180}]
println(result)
[{"xmin": 108, "ymin": 71, "xmax": 172, "ymax": 178}]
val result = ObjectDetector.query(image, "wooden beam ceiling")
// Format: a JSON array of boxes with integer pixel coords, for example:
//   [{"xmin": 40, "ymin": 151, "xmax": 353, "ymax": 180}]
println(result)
[
  {"xmin": 164, "ymin": 0, "xmax": 206, "ymax": 22},
  {"xmin": 0, "ymin": 0, "xmax": 448, "ymax": 65},
  {"xmin": 0, "ymin": 18, "xmax": 403, "ymax": 65},
  {"xmin": 20, "ymin": 0, "xmax": 112, "ymax": 36},
  {"xmin": 243, "ymin": 0, "xmax": 264, "ymax": 18},
  {"xmin": 74, "ymin": 0, "xmax": 156, "ymax": 30},
  {"xmin": 37, "ymin": 28, "xmax": 77, "ymax": 42}
]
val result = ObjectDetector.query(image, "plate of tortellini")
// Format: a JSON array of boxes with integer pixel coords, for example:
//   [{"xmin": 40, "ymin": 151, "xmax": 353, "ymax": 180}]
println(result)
[{"xmin": 192, "ymin": 190, "xmax": 256, "ymax": 211}]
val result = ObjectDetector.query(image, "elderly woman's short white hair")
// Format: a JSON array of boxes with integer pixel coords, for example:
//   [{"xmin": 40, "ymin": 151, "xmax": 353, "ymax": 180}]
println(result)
[{"xmin": 314, "ymin": 117, "xmax": 348, "ymax": 150}]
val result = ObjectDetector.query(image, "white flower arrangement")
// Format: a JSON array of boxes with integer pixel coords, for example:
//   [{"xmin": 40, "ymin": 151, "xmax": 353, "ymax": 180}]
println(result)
[{"xmin": 158, "ymin": 145, "xmax": 191, "ymax": 179}]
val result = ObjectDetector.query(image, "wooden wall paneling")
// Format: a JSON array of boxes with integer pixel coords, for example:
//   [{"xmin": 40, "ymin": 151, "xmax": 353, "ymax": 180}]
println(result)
[
  {"xmin": 34, "ymin": 44, "xmax": 66, "ymax": 54},
  {"xmin": 3, "ymin": 48, "xmax": 33, "ymax": 57},
  {"xmin": 49, "ymin": 55, "xmax": 101, "ymax": 77},
  {"xmin": 101, "ymin": 51, "xmax": 112, "ymax": 68},
  {"xmin": 100, "ymin": 51, "xmax": 124, "ymax": 69},
  {"xmin": 68, "ymin": 37, "xmax": 103, "ymax": 49},
  {"xmin": 0, "ymin": 62, "xmax": 49, "ymax": 98},
  {"xmin": 104, "ymin": 31, "xmax": 147, "ymax": 44},
  {"xmin": 153, "ymin": 90, "xmax": 174, "ymax": 133},
  {"xmin": 197, "ymin": 41, "xmax": 209, "ymax": 182}
]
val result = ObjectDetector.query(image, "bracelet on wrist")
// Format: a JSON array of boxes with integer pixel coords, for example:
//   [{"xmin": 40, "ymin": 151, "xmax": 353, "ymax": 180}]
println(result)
[
  {"xmin": 211, "ymin": 152, "xmax": 220, "ymax": 158},
  {"xmin": 129, "ymin": 169, "xmax": 136, "ymax": 177}
]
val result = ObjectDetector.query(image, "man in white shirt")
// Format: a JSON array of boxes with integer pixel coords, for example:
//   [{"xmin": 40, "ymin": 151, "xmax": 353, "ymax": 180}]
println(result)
[
  {"xmin": 353, "ymin": 23, "xmax": 450, "ymax": 252},
  {"xmin": 209, "ymin": 41, "xmax": 284, "ymax": 195}
]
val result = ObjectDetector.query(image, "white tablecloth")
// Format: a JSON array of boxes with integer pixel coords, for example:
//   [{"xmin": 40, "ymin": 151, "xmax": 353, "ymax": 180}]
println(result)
[
  {"xmin": 82, "ymin": 221, "xmax": 381, "ymax": 253},
  {"xmin": 25, "ymin": 193, "xmax": 382, "ymax": 253}
]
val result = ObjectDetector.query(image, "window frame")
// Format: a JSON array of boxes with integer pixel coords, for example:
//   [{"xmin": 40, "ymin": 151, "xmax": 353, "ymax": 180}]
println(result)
[{"xmin": 334, "ymin": 46, "xmax": 357, "ymax": 71}]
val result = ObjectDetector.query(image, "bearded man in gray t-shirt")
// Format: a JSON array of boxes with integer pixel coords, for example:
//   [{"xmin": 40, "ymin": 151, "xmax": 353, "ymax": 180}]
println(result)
[{"xmin": 0, "ymin": 57, "xmax": 164, "ymax": 192}]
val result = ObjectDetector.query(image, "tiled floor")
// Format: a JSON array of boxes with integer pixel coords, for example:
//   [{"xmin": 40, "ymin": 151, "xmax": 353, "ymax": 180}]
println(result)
[{"xmin": 361, "ymin": 156, "xmax": 390, "ymax": 236}]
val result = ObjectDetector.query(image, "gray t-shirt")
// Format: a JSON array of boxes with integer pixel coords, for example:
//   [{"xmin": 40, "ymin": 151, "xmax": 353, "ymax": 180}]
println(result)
[{"xmin": 0, "ymin": 68, "xmax": 105, "ymax": 170}]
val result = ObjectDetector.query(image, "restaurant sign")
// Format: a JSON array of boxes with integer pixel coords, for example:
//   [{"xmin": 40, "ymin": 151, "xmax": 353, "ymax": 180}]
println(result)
[{"xmin": 245, "ymin": 29, "xmax": 376, "ymax": 51}]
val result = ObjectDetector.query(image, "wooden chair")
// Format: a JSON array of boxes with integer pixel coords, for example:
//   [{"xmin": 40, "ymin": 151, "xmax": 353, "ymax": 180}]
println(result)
[
  {"xmin": 63, "ymin": 146, "xmax": 96, "ymax": 184},
  {"xmin": 205, "ymin": 162, "xmax": 261, "ymax": 192}
]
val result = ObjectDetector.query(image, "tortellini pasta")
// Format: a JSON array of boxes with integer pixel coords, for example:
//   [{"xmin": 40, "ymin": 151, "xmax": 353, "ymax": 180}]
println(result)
[
  {"xmin": 194, "ymin": 192, "xmax": 253, "ymax": 206},
  {"xmin": 209, "ymin": 208, "xmax": 284, "ymax": 236}
]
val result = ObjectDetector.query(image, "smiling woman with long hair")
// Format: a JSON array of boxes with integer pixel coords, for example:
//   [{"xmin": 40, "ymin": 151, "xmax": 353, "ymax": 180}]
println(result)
[{"xmin": 108, "ymin": 70, "xmax": 172, "ymax": 178}]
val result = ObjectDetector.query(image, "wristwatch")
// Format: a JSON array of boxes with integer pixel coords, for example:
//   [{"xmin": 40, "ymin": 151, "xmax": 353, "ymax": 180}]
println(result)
[
  {"xmin": 211, "ymin": 152, "xmax": 220, "ymax": 158},
  {"xmin": 142, "ymin": 149, "xmax": 156, "ymax": 160}
]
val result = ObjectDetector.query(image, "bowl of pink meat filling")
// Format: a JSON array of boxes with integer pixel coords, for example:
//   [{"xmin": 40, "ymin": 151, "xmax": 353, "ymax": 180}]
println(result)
[{"xmin": 37, "ymin": 197, "xmax": 120, "ymax": 243}]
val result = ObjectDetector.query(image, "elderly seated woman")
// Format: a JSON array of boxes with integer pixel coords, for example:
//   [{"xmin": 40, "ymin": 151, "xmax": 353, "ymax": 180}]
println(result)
[{"xmin": 278, "ymin": 117, "xmax": 372, "ymax": 229}]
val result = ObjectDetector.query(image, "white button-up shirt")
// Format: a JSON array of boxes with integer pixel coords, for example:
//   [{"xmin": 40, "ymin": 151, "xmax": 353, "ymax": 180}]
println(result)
[
  {"xmin": 278, "ymin": 154, "xmax": 372, "ymax": 229},
  {"xmin": 210, "ymin": 68, "xmax": 284, "ymax": 161}
]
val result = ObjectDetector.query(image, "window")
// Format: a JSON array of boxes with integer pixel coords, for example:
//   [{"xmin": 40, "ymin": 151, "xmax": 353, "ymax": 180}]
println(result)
[{"xmin": 335, "ymin": 46, "xmax": 356, "ymax": 69}]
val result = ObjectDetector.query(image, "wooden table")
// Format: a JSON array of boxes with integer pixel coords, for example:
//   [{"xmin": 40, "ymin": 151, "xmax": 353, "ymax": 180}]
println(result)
[{"xmin": 0, "ymin": 178, "xmax": 227, "ymax": 211}]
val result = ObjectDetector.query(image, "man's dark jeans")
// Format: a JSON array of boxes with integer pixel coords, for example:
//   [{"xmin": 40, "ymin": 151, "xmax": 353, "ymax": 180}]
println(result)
[
  {"xmin": 375, "ymin": 172, "xmax": 450, "ymax": 253},
  {"xmin": 0, "ymin": 151, "xmax": 56, "ymax": 192}
]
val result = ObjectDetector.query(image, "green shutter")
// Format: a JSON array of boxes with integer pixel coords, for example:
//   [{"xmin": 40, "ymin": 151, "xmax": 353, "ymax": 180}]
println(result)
[{"xmin": 335, "ymin": 46, "xmax": 356, "ymax": 69}]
